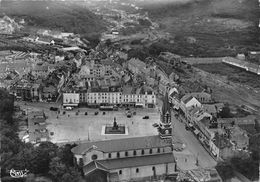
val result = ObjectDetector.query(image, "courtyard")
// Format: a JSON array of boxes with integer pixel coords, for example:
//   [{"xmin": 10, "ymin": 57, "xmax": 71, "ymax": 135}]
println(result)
[{"xmin": 46, "ymin": 107, "xmax": 160, "ymax": 144}]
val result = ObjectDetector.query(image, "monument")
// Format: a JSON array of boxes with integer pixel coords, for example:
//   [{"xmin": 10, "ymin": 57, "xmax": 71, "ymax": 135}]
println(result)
[{"xmin": 104, "ymin": 117, "xmax": 126, "ymax": 134}]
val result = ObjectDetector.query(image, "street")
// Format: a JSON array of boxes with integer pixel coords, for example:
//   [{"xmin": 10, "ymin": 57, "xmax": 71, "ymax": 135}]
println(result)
[
  {"xmin": 156, "ymin": 98, "xmax": 217, "ymax": 169},
  {"xmin": 172, "ymin": 111, "xmax": 217, "ymax": 168}
]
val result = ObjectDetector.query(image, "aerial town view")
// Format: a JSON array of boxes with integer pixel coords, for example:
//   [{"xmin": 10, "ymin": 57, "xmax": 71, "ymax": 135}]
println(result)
[{"xmin": 0, "ymin": 0, "xmax": 259, "ymax": 182}]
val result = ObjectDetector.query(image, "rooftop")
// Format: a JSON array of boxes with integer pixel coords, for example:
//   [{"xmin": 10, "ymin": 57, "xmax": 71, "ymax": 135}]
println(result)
[
  {"xmin": 84, "ymin": 153, "xmax": 175, "ymax": 172},
  {"xmin": 71, "ymin": 135, "xmax": 172, "ymax": 155}
]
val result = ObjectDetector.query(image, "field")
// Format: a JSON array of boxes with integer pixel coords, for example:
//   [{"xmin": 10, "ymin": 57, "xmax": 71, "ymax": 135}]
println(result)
[
  {"xmin": 140, "ymin": 0, "xmax": 260, "ymax": 57},
  {"xmin": 194, "ymin": 63, "xmax": 260, "ymax": 89}
]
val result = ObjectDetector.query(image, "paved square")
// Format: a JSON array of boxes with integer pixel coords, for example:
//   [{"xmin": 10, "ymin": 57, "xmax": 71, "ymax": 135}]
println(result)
[{"xmin": 46, "ymin": 107, "xmax": 160, "ymax": 143}]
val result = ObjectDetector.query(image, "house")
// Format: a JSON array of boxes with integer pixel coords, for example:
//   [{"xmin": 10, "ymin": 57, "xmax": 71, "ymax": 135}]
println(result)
[
  {"xmin": 42, "ymin": 85, "xmax": 58, "ymax": 101},
  {"xmin": 188, "ymin": 168, "xmax": 223, "ymax": 182},
  {"xmin": 168, "ymin": 87, "xmax": 181, "ymax": 110},
  {"xmin": 31, "ymin": 64, "xmax": 53, "ymax": 78},
  {"xmin": 25, "ymin": 111, "xmax": 49, "ymax": 144},
  {"xmin": 71, "ymin": 135, "xmax": 177, "ymax": 182},
  {"xmin": 209, "ymin": 133, "xmax": 233, "ymax": 159},
  {"xmin": 185, "ymin": 92, "xmax": 213, "ymax": 104},
  {"xmin": 127, "ymin": 58, "xmax": 147, "ymax": 74},
  {"xmin": 180, "ymin": 95, "xmax": 202, "ymax": 113},
  {"xmin": 202, "ymin": 104, "xmax": 222, "ymax": 117},
  {"xmin": 158, "ymin": 52, "xmax": 181, "ymax": 66},
  {"xmin": 63, "ymin": 92, "xmax": 80, "ymax": 108}
]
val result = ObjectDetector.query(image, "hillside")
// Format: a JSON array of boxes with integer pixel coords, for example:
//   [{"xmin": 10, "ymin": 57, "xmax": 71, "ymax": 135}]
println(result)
[
  {"xmin": 0, "ymin": 0, "xmax": 107, "ymax": 35},
  {"xmin": 140, "ymin": 0, "xmax": 260, "ymax": 57}
]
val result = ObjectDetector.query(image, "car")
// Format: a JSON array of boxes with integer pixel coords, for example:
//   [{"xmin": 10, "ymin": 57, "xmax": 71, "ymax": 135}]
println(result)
[
  {"xmin": 85, "ymin": 112, "xmax": 88, "ymax": 115},
  {"xmin": 143, "ymin": 116, "xmax": 149, "ymax": 119},
  {"xmin": 152, "ymin": 123, "xmax": 159, "ymax": 127},
  {"xmin": 185, "ymin": 126, "xmax": 190, "ymax": 130},
  {"xmin": 50, "ymin": 107, "xmax": 58, "ymax": 111},
  {"xmin": 103, "ymin": 112, "xmax": 106, "ymax": 115},
  {"xmin": 133, "ymin": 111, "xmax": 136, "ymax": 115},
  {"xmin": 94, "ymin": 111, "xmax": 99, "ymax": 115},
  {"xmin": 125, "ymin": 108, "xmax": 130, "ymax": 110},
  {"xmin": 65, "ymin": 107, "xmax": 73, "ymax": 110}
]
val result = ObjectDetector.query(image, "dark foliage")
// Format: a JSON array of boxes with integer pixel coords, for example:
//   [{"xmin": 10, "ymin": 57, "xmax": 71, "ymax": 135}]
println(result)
[
  {"xmin": 215, "ymin": 162, "xmax": 234, "ymax": 181},
  {"xmin": 0, "ymin": 0, "xmax": 106, "ymax": 35}
]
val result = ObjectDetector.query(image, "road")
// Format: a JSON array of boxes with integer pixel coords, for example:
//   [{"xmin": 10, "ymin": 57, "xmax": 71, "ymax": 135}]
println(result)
[
  {"xmin": 157, "ymin": 99, "xmax": 217, "ymax": 169},
  {"xmin": 172, "ymin": 111, "xmax": 217, "ymax": 168}
]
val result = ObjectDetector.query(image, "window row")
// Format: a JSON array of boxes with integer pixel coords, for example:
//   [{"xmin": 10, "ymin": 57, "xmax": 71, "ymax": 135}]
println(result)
[
  {"xmin": 108, "ymin": 148, "xmax": 163, "ymax": 158},
  {"xmin": 119, "ymin": 166, "xmax": 156, "ymax": 175}
]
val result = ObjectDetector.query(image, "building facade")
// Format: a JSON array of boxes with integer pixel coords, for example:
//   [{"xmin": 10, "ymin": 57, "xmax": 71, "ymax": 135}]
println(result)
[
  {"xmin": 71, "ymin": 135, "xmax": 176, "ymax": 182},
  {"xmin": 64, "ymin": 91, "xmax": 156, "ymax": 108}
]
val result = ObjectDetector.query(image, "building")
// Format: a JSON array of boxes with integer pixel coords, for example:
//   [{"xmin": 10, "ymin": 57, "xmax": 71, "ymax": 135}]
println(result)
[
  {"xmin": 25, "ymin": 111, "xmax": 49, "ymax": 144},
  {"xmin": 209, "ymin": 133, "xmax": 233, "ymax": 159},
  {"xmin": 127, "ymin": 58, "xmax": 147, "ymax": 74},
  {"xmin": 63, "ymin": 92, "xmax": 80, "ymax": 107},
  {"xmin": 180, "ymin": 95, "xmax": 202, "ymax": 115},
  {"xmin": 187, "ymin": 168, "xmax": 223, "ymax": 182},
  {"xmin": 78, "ymin": 91, "xmax": 156, "ymax": 108},
  {"xmin": 185, "ymin": 92, "xmax": 213, "ymax": 104},
  {"xmin": 71, "ymin": 135, "xmax": 176, "ymax": 182}
]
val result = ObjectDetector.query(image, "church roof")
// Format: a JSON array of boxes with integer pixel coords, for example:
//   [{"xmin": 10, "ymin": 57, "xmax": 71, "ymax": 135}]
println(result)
[
  {"xmin": 72, "ymin": 135, "xmax": 172, "ymax": 155},
  {"xmin": 84, "ymin": 153, "xmax": 175, "ymax": 171}
]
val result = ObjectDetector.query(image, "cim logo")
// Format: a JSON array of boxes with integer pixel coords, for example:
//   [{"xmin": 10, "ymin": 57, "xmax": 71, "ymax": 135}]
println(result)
[{"xmin": 9, "ymin": 168, "xmax": 29, "ymax": 178}]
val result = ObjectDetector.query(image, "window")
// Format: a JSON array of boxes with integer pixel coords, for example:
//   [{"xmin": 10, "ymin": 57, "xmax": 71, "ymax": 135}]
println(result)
[
  {"xmin": 133, "ymin": 150, "xmax": 136, "ymax": 156},
  {"xmin": 125, "ymin": 151, "xmax": 128, "ymax": 157},
  {"xmin": 149, "ymin": 149, "xmax": 152, "ymax": 154},
  {"xmin": 91, "ymin": 154, "xmax": 98, "ymax": 160},
  {"xmin": 157, "ymin": 148, "xmax": 160, "ymax": 153},
  {"xmin": 117, "ymin": 152, "xmax": 120, "ymax": 158},
  {"xmin": 119, "ymin": 170, "xmax": 122, "ymax": 175},
  {"xmin": 141, "ymin": 149, "xmax": 144, "ymax": 155},
  {"xmin": 136, "ymin": 168, "xmax": 139, "ymax": 173},
  {"xmin": 108, "ymin": 153, "xmax": 111, "ymax": 158}
]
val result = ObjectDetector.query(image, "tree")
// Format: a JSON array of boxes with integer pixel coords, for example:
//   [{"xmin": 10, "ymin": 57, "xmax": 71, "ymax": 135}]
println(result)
[
  {"xmin": 215, "ymin": 162, "xmax": 234, "ymax": 181},
  {"xmin": 218, "ymin": 103, "xmax": 233, "ymax": 118},
  {"xmin": 57, "ymin": 144, "xmax": 77, "ymax": 167},
  {"xmin": 49, "ymin": 157, "xmax": 81, "ymax": 182}
]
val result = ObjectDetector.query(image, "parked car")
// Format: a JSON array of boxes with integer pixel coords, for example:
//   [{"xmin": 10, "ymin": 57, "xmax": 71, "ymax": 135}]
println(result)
[
  {"xmin": 143, "ymin": 116, "xmax": 149, "ymax": 119},
  {"xmin": 65, "ymin": 107, "xmax": 73, "ymax": 110},
  {"xmin": 152, "ymin": 123, "xmax": 159, "ymax": 127},
  {"xmin": 185, "ymin": 126, "xmax": 190, "ymax": 130},
  {"xmin": 85, "ymin": 112, "xmax": 88, "ymax": 115},
  {"xmin": 133, "ymin": 111, "xmax": 136, "ymax": 115},
  {"xmin": 103, "ymin": 112, "xmax": 106, "ymax": 115},
  {"xmin": 50, "ymin": 107, "xmax": 58, "ymax": 111},
  {"xmin": 125, "ymin": 108, "xmax": 130, "ymax": 110},
  {"xmin": 94, "ymin": 111, "xmax": 99, "ymax": 115}
]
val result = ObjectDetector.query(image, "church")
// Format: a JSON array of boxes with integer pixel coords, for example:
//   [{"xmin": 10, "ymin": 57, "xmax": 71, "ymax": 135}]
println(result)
[{"xmin": 71, "ymin": 92, "xmax": 177, "ymax": 182}]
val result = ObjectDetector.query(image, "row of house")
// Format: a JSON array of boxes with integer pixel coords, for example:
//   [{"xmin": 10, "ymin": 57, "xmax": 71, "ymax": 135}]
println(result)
[
  {"xmin": 22, "ymin": 111, "xmax": 49, "ymax": 144},
  {"xmin": 168, "ymin": 88, "xmax": 250, "ymax": 160},
  {"xmin": 63, "ymin": 89, "xmax": 156, "ymax": 108}
]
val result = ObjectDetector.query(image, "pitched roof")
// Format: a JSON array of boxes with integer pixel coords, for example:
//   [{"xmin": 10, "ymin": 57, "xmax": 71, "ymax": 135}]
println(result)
[
  {"xmin": 88, "ymin": 153, "xmax": 175, "ymax": 170},
  {"xmin": 182, "ymin": 95, "xmax": 194, "ymax": 104},
  {"xmin": 72, "ymin": 135, "xmax": 172, "ymax": 155}
]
